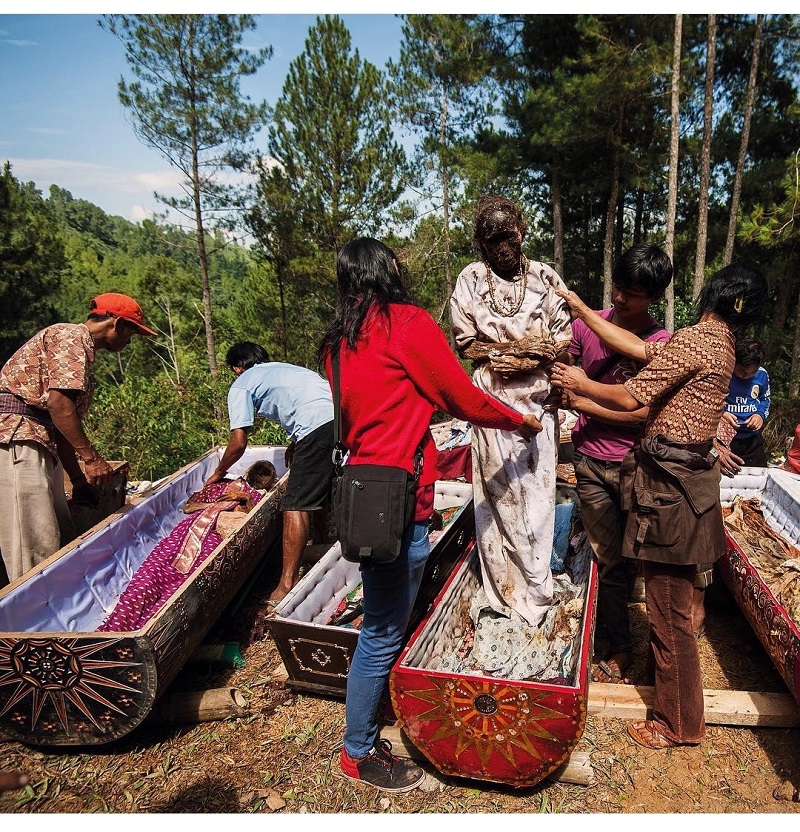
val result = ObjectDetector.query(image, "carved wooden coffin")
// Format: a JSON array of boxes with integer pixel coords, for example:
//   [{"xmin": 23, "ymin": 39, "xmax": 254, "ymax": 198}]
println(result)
[
  {"xmin": 719, "ymin": 468, "xmax": 800, "ymax": 707},
  {"xmin": 390, "ymin": 503, "xmax": 597, "ymax": 789},
  {"xmin": 0, "ymin": 446, "xmax": 287, "ymax": 747},
  {"xmin": 268, "ymin": 481, "xmax": 475, "ymax": 697}
]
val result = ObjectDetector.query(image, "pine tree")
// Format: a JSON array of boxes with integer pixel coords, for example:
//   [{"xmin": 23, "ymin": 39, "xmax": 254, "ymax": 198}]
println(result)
[
  {"xmin": 260, "ymin": 15, "xmax": 406, "ymax": 258},
  {"xmin": 101, "ymin": 14, "xmax": 271, "ymax": 376},
  {"xmin": 250, "ymin": 15, "xmax": 406, "ymax": 360},
  {"xmin": 389, "ymin": 14, "xmax": 496, "ymax": 332}
]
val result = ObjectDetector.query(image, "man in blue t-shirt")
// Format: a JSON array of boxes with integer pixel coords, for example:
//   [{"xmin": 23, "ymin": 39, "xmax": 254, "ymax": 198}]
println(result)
[
  {"xmin": 206, "ymin": 342, "xmax": 335, "ymax": 605},
  {"xmin": 721, "ymin": 339, "xmax": 771, "ymax": 468}
]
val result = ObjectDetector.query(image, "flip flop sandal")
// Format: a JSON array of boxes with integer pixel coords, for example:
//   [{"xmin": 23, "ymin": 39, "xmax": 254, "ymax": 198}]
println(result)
[{"xmin": 627, "ymin": 720, "xmax": 682, "ymax": 749}]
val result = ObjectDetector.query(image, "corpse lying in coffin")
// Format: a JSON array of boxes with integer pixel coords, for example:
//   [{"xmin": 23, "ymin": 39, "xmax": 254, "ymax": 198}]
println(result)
[
  {"xmin": 0, "ymin": 446, "xmax": 286, "ymax": 747},
  {"xmin": 389, "ymin": 483, "xmax": 597, "ymax": 789},
  {"xmin": 719, "ymin": 467, "xmax": 800, "ymax": 707}
]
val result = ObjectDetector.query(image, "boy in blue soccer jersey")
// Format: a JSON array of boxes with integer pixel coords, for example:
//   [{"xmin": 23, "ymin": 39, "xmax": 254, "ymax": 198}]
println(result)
[{"xmin": 721, "ymin": 339, "xmax": 771, "ymax": 468}]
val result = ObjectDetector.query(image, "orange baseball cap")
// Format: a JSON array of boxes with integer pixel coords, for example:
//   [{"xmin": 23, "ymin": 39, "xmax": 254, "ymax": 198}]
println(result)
[{"xmin": 89, "ymin": 293, "xmax": 156, "ymax": 336}]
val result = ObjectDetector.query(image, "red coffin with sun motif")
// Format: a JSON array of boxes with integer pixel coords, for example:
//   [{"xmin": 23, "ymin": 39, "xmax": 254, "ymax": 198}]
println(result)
[{"xmin": 391, "ymin": 530, "xmax": 597, "ymax": 788}]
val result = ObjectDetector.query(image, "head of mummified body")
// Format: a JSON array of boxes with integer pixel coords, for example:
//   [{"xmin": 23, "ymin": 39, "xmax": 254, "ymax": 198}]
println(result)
[
  {"xmin": 244, "ymin": 459, "xmax": 278, "ymax": 491},
  {"xmin": 474, "ymin": 195, "xmax": 528, "ymax": 278}
]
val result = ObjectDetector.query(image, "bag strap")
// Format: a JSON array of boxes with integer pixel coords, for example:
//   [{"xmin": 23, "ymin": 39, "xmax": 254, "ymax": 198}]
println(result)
[
  {"xmin": 588, "ymin": 321, "xmax": 663, "ymax": 381},
  {"xmin": 331, "ymin": 350, "xmax": 346, "ymax": 471},
  {"xmin": 330, "ymin": 348, "xmax": 422, "ymax": 481}
]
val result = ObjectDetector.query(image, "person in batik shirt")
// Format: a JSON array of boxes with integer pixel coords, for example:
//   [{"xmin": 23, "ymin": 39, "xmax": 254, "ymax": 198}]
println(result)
[
  {"xmin": 0, "ymin": 292, "xmax": 155, "ymax": 585},
  {"xmin": 552, "ymin": 264, "xmax": 767, "ymax": 751}
]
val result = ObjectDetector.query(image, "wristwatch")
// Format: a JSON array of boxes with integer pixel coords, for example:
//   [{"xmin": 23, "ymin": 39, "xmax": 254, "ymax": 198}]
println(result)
[{"xmin": 708, "ymin": 446, "xmax": 720, "ymax": 463}]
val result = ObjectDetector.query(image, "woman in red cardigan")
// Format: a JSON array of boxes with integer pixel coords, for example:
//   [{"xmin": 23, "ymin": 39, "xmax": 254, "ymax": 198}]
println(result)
[{"xmin": 318, "ymin": 237, "xmax": 541, "ymax": 793}]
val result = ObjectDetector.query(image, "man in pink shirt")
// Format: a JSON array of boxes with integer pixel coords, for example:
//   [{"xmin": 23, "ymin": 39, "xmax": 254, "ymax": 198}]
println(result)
[{"xmin": 564, "ymin": 245, "xmax": 673, "ymax": 683}]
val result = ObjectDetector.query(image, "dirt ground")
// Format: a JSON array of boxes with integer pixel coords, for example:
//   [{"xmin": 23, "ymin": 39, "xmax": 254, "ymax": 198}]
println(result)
[{"xmin": 1, "ymin": 555, "xmax": 800, "ymax": 818}]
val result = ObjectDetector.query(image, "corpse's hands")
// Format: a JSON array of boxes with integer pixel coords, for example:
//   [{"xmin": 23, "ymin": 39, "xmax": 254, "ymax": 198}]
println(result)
[
  {"xmin": 517, "ymin": 413, "xmax": 543, "ymax": 441},
  {"xmin": 550, "ymin": 362, "xmax": 589, "ymax": 396}
]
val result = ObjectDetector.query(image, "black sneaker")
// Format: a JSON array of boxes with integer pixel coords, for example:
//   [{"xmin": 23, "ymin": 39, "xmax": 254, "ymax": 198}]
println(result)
[{"xmin": 340, "ymin": 739, "xmax": 424, "ymax": 793}]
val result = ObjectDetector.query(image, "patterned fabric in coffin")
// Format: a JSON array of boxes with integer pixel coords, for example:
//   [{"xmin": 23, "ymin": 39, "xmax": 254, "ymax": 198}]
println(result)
[{"xmin": 98, "ymin": 479, "xmax": 262, "ymax": 632}]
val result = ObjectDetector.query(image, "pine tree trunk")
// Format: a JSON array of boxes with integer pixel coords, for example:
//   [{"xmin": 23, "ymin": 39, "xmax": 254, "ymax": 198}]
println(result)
[
  {"xmin": 791, "ymin": 286, "xmax": 800, "ymax": 400},
  {"xmin": 439, "ymin": 82, "xmax": 456, "ymax": 350},
  {"xmin": 602, "ymin": 126, "xmax": 622, "ymax": 309},
  {"xmin": 277, "ymin": 260, "xmax": 288, "ymax": 361},
  {"xmin": 552, "ymin": 166, "xmax": 564, "ymax": 278},
  {"xmin": 634, "ymin": 188, "xmax": 644, "ymax": 243},
  {"xmin": 723, "ymin": 14, "xmax": 764, "ymax": 266},
  {"xmin": 693, "ymin": 14, "xmax": 716, "ymax": 300},
  {"xmin": 194, "ymin": 167, "xmax": 218, "ymax": 378},
  {"xmin": 664, "ymin": 13, "xmax": 682, "ymax": 334}
]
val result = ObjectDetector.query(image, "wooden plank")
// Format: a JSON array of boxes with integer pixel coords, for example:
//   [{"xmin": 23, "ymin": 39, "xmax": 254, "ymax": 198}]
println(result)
[
  {"xmin": 589, "ymin": 682, "xmax": 800, "ymax": 727},
  {"xmin": 379, "ymin": 724, "xmax": 593, "ymax": 786}
]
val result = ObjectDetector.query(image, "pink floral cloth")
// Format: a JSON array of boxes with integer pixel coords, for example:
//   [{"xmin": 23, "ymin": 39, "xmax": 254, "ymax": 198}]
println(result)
[{"xmin": 98, "ymin": 479, "xmax": 262, "ymax": 632}]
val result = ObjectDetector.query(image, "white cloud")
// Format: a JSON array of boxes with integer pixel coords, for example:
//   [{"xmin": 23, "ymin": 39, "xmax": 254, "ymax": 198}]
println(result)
[
  {"xmin": 7, "ymin": 157, "xmax": 181, "ymax": 221},
  {"xmin": 0, "ymin": 38, "xmax": 38, "ymax": 48},
  {"xmin": 28, "ymin": 127, "xmax": 66, "ymax": 136},
  {"xmin": 130, "ymin": 204, "xmax": 153, "ymax": 222}
]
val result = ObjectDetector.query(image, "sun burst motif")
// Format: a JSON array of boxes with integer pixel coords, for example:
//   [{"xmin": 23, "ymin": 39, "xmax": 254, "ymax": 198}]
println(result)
[
  {"xmin": 399, "ymin": 675, "xmax": 581, "ymax": 774},
  {"xmin": 0, "ymin": 637, "xmax": 142, "ymax": 736}
]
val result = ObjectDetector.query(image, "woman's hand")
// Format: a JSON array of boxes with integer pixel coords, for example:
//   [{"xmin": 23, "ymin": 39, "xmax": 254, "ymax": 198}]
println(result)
[
  {"xmin": 518, "ymin": 413, "xmax": 543, "ymax": 440},
  {"xmin": 555, "ymin": 288, "xmax": 592, "ymax": 321},
  {"xmin": 550, "ymin": 362, "xmax": 589, "ymax": 395}
]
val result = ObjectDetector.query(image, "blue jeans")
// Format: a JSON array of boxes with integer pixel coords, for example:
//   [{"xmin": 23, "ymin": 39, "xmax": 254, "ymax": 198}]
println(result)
[{"xmin": 343, "ymin": 520, "xmax": 430, "ymax": 758}]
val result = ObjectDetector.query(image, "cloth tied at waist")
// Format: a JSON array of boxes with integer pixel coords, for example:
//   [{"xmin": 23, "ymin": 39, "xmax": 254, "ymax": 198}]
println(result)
[
  {"xmin": 470, "ymin": 335, "xmax": 571, "ymax": 376},
  {"xmin": 0, "ymin": 391, "xmax": 53, "ymax": 426},
  {"xmin": 637, "ymin": 435, "xmax": 720, "ymax": 517}
]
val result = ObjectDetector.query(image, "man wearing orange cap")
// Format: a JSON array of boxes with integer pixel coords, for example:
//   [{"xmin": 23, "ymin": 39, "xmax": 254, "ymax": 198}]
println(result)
[{"xmin": 0, "ymin": 292, "xmax": 156, "ymax": 586}]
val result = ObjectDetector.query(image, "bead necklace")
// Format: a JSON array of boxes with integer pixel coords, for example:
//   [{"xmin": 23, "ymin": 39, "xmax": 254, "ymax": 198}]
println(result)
[{"xmin": 485, "ymin": 255, "xmax": 529, "ymax": 317}]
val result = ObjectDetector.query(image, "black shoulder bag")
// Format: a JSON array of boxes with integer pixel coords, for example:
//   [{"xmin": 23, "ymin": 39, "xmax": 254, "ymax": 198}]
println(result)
[{"xmin": 330, "ymin": 351, "xmax": 422, "ymax": 565}]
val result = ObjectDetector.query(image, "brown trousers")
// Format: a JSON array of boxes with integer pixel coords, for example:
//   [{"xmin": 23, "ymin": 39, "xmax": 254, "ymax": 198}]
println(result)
[{"xmin": 643, "ymin": 560, "xmax": 705, "ymax": 744}]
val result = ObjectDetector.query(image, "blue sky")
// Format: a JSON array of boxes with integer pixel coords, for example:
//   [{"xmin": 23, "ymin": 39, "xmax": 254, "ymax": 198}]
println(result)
[
  {"xmin": 0, "ymin": 13, "xmax": 405, "ymax": 222},
  {"xmin": 1, "ymin": 8, "xmax": 784, "ymax": 225}
]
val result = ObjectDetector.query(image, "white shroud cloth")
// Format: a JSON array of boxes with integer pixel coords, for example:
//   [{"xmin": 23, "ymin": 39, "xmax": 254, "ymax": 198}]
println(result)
[{"xmin": 450, "ymin": 258, "xmax": 572, "ymax": 627}]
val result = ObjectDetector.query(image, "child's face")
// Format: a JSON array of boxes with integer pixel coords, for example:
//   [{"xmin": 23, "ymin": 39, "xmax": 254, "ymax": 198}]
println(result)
[{"xmin": 733, "ymin": 362, "xmax": 759, "ymax": 381}]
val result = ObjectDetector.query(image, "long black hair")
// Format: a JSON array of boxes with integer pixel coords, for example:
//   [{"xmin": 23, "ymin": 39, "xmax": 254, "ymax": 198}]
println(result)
[
  {"xmin": 695, "ymin": 264, "xmax": 767, "ymax": 330},
  {"xmin": 317, "ymin": 237, "xmax": 414, "ymax": 368}
]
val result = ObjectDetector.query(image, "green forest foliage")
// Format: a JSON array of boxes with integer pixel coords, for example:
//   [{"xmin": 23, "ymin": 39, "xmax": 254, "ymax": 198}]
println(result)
[{"xmin": 2, "ymin": 13, "xmax": 799, "ymax": 478}]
